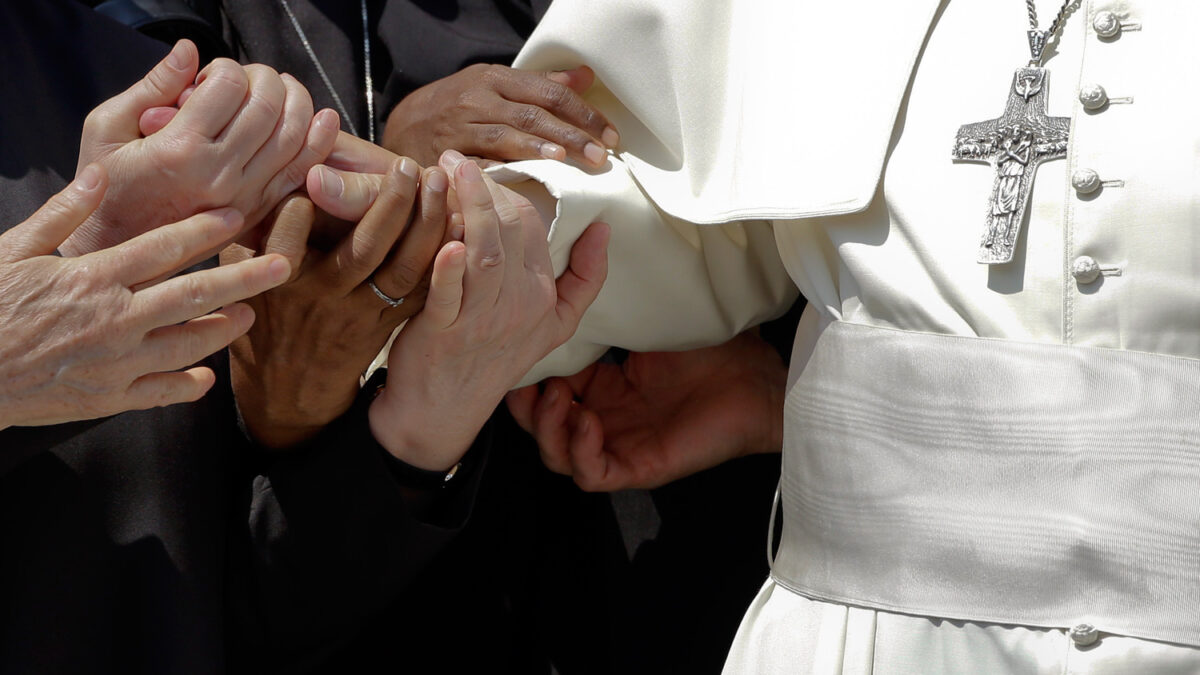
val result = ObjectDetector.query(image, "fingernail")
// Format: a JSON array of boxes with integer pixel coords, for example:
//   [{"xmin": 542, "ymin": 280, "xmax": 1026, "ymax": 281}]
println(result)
[
  {"xmin": 545, "ymin": 386, "xmax": 560, "ymax": 407},
  {"xmin": 584, "ymin": 142, "xmax": 605, "ymax": 165},
  {"xmin": 449, "ymin": 213, "xmax": 465, "ymax": 241},
  {"xmin": 457, "ymin": 161, "xmax": 482, "ymax": 184},
  {"xmin": 398, "ymin": 157, "xmax": 420, "ymax": 179},
  {"xmin": 76, "ymin": 165, "xmax": 101, "ymax": 191},
  {"xmin": 540, "ymin": 142, "xmax": 565, "ymax": 160},
  {"xmin": 267, "ymin": 256, "xmax": 291, "ymax": 281},
  {"xmin": 442, "ymin": 149, "xmax": 466, "ymax": 169},
  {"xmin": 317, "ymin": 166, "xmax": 344, "ymax": 198},
  {"xmin": 167, "ymin": 41, "xmax": 189, "ymax": 70},
  {"xmin": 546, "ymin": 71, "xmax": 571, "ymax": 85},
  {"xmin": 579, "ymin": 414, "xmax": 591, "ymax": 435},
  {"xmin": 601, "ymin": 126, "xmax": 620, "ymax": 148},
  {"xmin": 426, "ymin": 169, "xmax": 448, "ymax": 192},
  {"xmin": 316, "ymin": 108, "xmax": 340, "ymax": 130}
]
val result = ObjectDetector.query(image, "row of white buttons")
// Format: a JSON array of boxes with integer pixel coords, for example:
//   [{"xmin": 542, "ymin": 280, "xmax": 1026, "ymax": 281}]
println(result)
[{"xmin": 1071, "ymin": 7, "xmax": 1137, "ymax": 286}]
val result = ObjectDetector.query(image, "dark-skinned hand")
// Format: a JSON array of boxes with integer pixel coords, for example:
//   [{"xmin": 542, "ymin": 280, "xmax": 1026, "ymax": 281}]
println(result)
[
  {"xmin": 222, "ymin": 157, "xmax": 448, "ymax": 449},
  {"xmin": 506, "ymin": 330, "xmax": 787, "ymax": 491},
  {"xmin": 382, "ymin": 64, "xmax": 618, "ymax": 168}
]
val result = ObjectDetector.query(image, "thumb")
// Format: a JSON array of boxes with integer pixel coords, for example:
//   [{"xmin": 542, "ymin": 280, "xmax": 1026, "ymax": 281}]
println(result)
[
  {"xmin": 553, "ymin": 222, "xmax": 610, "ymax": 337},
  {"xmin": 85, "ymin": 40, "xmax": 199, "ymax": 146},
  {"xmin": 307, "ymin": 165, "xmax": 384, "ymax": 222},
  {"xmin": 1, "ymin": 165, "xmax": 108, "ymax": 261}
]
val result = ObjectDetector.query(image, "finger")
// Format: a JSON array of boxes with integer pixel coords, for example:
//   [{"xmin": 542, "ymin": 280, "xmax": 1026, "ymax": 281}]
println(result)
[
  {"xmin": 567, "ymin": 407, "xmax": 617, "ymax": 491},
  {"xmin": 420, "ymin": 241, "xmax": 466, "ymax": 329},
  {"xmin": 448, "ymin": 212, "xmax": 465, "ymax": 242},
  {"xmin": 121, "ymin": 366, "xmax": 218, "ymax": 412},
  {"xmin": 165, "ymin": 58, "xmax": 249, "ymax": 139},
  {"xmin": 307, "ymin": 165, "xmax": 385, "ymax": 222},
  {"xmin": 98, "ymin": 208, "xmax": 244, "ymax": 287},
  {"xmin": 239, "ymin": 73, "xmax": 314, "ymax": 195},
  {"xmin": 83, "ymin": 40, "xmax": 198, "ymax": 146},
  {"xmin": 507, "ymin": 187, "xmax": 549, "ymax": 276},
  {"xmin": 132, "ymin": 303, "xmax": 257, "ymax": 375},
  {"xmin": 258, "ymin": 107, "xmax": 340, "ymax": 223},
  {"xmin": 455, "ymin": 161, "xmax": 506, "ymax": 310},
  {"xmin": 218, "ymin": 64, "xmax": 288, "ymax": 167},
  {"xmin": 505, "ymin": 386, "xmax": 539, "ymax": 433},
  {"xmin": 177, "ymin": 84, "xmax": 197, "ymax": 107},
  {"xmin": 553, "ymin": 222, "xmax": 610, "ymax": 339},
  {"xmin": 138, "ymin": 106, "xmax": 178, "ymax": 136},
  {"xmin": 138, "ymin": 85, "xmax": 195, "ymax": 136},
  {"xmin": 325, "ymin": 130, "xmax": 398, "ymax": 173},
  {"xmin": 545, "ymin": 65, "xmax": 596, "ymax": 94},
  {"xmin": 2, "ymin": 165, "xmax": 107, "ymax": 261},
  {"xmin": 131, "ymin": 253, "xmax": 291, "ymax": 329},
  {"xmin": 477, "ymin": 107, "xmax": 608, "ymax": 166},
  {"xmin": 483, "ymin": 171, "xmax": 526, "ymax": 274},
  {"xmin": 260, "ymin": 194, "xmax": 316, "ymax": 279},
  {"xmin": 531, "ymin": 379, "xmax": 576, "ymax": 475},
  {"xmin": 504, "ymin": 67, "xmax": 618, "ymax": 156},
  {"xmin": 373, "ymin": 166, "xmax": 448, "ymax": 303},
  {"xmin": 325, "ymin": 158, "xmax": 420, "ymax": 288}
]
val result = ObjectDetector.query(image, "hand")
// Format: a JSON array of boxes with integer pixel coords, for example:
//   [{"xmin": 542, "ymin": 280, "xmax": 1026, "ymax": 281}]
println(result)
[
  {"xmin": 367, "ymin": 155, "xmax": 610, "ymax": 470},
  {"xmin": 0, "ymin": 165, "xmax": 292, "ymax": 430},
  {"xmin": 382, "ymin": 64, "xmax": 618, "ymax": 168},
  {"xmin": 61, "ymin": 40, "xmax": 339, "ymax": 256},
  {"xmin": 223, "ymin": 158, "xmax": 449, "ymax": 448},
  {"xmin": 506, "ymin": 330, "xmax": 787, "ymax": 491}
]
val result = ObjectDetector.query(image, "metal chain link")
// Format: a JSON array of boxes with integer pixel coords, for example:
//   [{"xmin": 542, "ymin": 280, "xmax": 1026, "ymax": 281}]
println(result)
[{"xmin": 1026, "ymin": 0, "xmax": 1082, "ymax": 39}]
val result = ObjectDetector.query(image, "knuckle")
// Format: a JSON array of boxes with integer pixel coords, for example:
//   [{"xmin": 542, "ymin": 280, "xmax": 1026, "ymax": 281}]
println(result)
[
  {"xmin": 511, "ymin": 105, "xmax": 546, "ymax": 133},
  {"xmin": 388, "ymin": 258, "xmax": 426, "ymax": 290},
  {"xmin": 142, "ymin": 230, "xmax": 186, "ymax": 267},
  {"xmin": 477, "ymin": 124, "xmax": 508, "ymax": 148},
  {"xmin": 539, "ymin": 80, "xmax": 573, "ymax": 109},
  {"xmin": 180, "ymin": 275, "xmax": 210, "ymax": 310},
  {"xmin": 477, "ymin": 248, "xmax": 504, "ymax": 270},
  {"xmin": 209, "ymin": 59, "xmax": 248, "ymax": 87},
  {"xmin": 477, "ymin": 64, "xmax": 506, "ymax": 88},
  {"xmin": 81, "ymin": 106, "xmax": 112, "ymax": 137},
  {"xmin": 143, "ymin": 63, "xmax": 176, "ymax": 98}
]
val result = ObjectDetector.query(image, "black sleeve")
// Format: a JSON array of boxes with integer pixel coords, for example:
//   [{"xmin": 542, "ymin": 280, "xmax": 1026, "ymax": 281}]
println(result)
[{"xmin": 227, "ymin": 372, "xmax": 492, "ymax": 671}]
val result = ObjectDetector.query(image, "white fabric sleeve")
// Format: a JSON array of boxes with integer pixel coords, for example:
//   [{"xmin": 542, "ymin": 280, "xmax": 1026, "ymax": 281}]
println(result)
[{"xmin": 490, "ymin": 157, "xmax": 798, "ymax": 387}]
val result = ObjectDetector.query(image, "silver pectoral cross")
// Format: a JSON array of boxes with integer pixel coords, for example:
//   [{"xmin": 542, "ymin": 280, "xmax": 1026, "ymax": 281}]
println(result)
[{"xmin": 953, "ymin": 67, "xmax": 1070, "ymax": 264}]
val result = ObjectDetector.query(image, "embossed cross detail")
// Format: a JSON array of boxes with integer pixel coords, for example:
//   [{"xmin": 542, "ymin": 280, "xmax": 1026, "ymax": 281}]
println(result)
[{"xmin": 953, "ymin": 67, "xmax": 1070, "ymax": 264}]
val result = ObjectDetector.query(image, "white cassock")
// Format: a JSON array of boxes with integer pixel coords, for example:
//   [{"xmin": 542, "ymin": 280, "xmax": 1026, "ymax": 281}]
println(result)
[{"xmin": 495, "ymin": 0, "xmax": 1200, "ymax": 671}]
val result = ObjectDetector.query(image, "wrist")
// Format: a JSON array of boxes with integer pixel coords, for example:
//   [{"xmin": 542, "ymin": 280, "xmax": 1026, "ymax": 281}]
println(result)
[{"xmin": 367, "ymin": 387, "xmax": 469, "ymax": 471}]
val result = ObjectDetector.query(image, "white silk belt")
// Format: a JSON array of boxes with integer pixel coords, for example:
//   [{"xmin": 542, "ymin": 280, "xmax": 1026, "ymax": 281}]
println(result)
[{"xmin": 772, "ymin": 321, "xmax": 1200, "ymax": 648}]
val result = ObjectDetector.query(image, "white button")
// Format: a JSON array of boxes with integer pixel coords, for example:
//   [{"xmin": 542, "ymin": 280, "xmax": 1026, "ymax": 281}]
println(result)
[
  {"xmin": 1072, "ymin": 169, "xmax": 1102, "ymax": 194},
  {"xmin": 1073, "ymin": 256, "xmax": 1102, "ymax": 284},
  {"xmin": 1069, "ymin": 623, "xmax": 1100, "ymax": 646},
  {"xmin": 1079, "ymin": 84, "xmax": 1108, "ymax": 110},
  {"xmin": 1093, "ymin": 11, "xmax": 1121, "ymax": 38}
]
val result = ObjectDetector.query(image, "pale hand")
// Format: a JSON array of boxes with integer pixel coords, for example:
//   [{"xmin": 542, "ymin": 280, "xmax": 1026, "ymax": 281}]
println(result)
[
  {"xmin": 0, "ymin": 165, "xmax": 291, "ymax": 431},
  {"xmin": 62, "ymin": 40, "xmax": 338, "ymax": 256},
  {"xmin": 368, "ymin": 154, "xmax": 610, "ymax": 470},
  {"xmin": 506, "ymin": 330, "xmax": 787, "ymax": 491}
]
